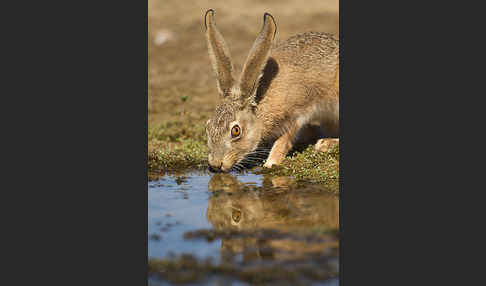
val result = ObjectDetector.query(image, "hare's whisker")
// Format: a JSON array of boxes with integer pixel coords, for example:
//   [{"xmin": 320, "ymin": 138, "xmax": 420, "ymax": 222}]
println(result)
[
  {"xmin": 247, "ymin": 154, "xmax": 267, "ymax": 158},
  {"xmin": 243, "ymin": 158, "xmax": 264, "ymax": 163}
]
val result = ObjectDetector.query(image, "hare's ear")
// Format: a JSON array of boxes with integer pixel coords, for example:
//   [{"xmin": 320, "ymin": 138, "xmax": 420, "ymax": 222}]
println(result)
[
  {"xmin": 204, "ymin": 9, "xmax": 235, "ymax": 96},
  {"xmin": 239, "ymin": 13, "xmax": 277, "ymax": 103}
]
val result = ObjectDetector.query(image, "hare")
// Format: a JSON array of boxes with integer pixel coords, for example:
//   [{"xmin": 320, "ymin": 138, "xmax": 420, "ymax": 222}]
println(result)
[{"xmin": 204, "ymin": 9, "xmax": 339, "ymax": 172}]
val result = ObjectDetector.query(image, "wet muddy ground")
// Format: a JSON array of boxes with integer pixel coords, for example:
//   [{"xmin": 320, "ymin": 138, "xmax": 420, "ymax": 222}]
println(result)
[{"xmin": 148, "ymin": 171, "xmax": 339, "ymax": 285}]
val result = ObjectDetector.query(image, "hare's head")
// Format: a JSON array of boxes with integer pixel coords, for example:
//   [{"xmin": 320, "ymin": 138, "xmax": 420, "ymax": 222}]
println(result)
[{"xmin": 204, "ymin": 9, "xmax": 276, "ymax": 172}]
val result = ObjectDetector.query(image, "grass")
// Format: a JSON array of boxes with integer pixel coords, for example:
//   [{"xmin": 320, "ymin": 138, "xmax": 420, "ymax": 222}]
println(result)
[
  {"xmin": 148, "ymin": 119, "xmax": 208, "ymax": 171},
  {"xmin": 148, "ymin": 139, "xmax": 207, "ymax": 171},
  {"xmin": 256, "ymin": 144, "xmax": 339, "ymax": 185}
]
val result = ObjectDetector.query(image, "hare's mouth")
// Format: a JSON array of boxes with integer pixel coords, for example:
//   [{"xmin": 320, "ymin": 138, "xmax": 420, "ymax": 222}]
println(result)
[
  {"xmin": 209, "ymin": 145, "xmax": 270, "ymax": 173},
  {"xmin": 208, "ymin": 165, "xmax": 225, "ymax": 173},
  {"xmin": 208, "ymin": 161, "xmax": 235, "ymax": 173}
]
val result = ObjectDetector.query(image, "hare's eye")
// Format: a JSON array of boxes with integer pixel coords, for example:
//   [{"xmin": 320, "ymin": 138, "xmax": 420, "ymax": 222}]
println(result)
[
  {"xmin": 232, "ymin": 210, "xmax": 241, "ymax": 223},
  {"xmin": 231, "ymin": 125, "xmax": 241, "ymax": 138}
]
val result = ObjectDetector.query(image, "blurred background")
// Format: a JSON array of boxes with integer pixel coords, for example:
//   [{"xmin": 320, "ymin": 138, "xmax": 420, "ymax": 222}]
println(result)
[{"xmin": 148, "ymin": 0, "xmax": 339, "ymax": 126}]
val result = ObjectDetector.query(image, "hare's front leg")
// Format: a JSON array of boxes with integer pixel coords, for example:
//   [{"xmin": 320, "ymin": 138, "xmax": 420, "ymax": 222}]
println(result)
[{"xmin": 263, "ymin": 125, "xmax": 298, "ymax": 168}]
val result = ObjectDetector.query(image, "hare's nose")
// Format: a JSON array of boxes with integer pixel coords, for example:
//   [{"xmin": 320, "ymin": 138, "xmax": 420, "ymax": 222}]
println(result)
[{"xmin": 208, "ymin": 161, "xmax": 223, "ymax": 173}]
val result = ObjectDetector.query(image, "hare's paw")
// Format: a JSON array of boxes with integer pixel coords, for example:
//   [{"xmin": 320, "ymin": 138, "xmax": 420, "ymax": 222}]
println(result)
[
  {"xmin": 263, "ymin": 155, "xmax": 285, "ymax": 168},
  {"xmin": 264, "ymin": 126, "xmax": 297, "ymax": 168},
  {"xmin": 263, "ymin": 160, "xmax": 276, "ymax": 168},
  {"xmin": 315, "ymin": 138, "xmax": 339, "ymax": 153},
  {"xmin": 264, "ymin": 148, "xmax": 287, "ymax": 168}
]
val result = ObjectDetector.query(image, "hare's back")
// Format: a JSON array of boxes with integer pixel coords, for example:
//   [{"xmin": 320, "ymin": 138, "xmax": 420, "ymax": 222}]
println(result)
[
  {"xmin": 272, "ymin": 32, "xmax": 338, "ymax": 71},
  {"xmin": 255, "ymin": 32, "xmax": 339, "ymax": 134}
]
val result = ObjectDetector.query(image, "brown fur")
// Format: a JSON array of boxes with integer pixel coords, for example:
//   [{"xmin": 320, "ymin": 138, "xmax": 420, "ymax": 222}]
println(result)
[{"xmin": 204, "ymin": 10, "xmax": 339, "ymax": 171}]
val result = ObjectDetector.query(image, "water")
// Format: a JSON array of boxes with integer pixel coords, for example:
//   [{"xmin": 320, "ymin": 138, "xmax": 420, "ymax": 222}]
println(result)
[
  {"xmin": 148, "ymin": 171, "xmax": 339, "ymax": 285},
  {"xmin": 148, "ymin": 171, "xmax": 225, "ymax": 259}
]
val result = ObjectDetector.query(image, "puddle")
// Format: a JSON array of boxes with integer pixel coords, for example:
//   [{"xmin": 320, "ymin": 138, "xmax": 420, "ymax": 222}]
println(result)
[{"xmin": 148, "ymin": 170, "xmax": 339, "ymax": 285}]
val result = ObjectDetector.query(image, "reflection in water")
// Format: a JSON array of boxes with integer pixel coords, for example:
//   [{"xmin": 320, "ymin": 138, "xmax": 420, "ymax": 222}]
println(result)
[
  {"xmin": 207, "ymin": 173, "xmax": 339, "ymax": 265},
  {"xmin": 148, "ymin": 171, "xmax": 339, "ymax": 285}
]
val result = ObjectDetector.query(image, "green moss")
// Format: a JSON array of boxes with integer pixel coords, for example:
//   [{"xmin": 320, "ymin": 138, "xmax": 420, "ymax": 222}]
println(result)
[
  {"xmin": 148, "ymin": 138, "xmax": 208, "ymax": 171},
  {"xmin": 148, "ymin": 120, "xmax": 208, "ymax": 172},
  {"xmin": 257, "ymin": 144, "xmax": 339, "ymax": 185}
]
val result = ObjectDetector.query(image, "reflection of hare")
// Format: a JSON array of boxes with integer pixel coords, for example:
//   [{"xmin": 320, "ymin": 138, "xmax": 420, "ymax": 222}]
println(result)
[
  {"xmin": 207, "ymin": 174, "xmax": 264, "ymax": 230},
  {"xmin": 204, "ymin": 10, "xmax": 339, "ymax": 172},
  {"xmin": 207, "ymin": 173, "xmax": 339, "ymax": 230},
  {"xmin": 207, "ymin": 174, "xmax": 339, "ymax": 261}
]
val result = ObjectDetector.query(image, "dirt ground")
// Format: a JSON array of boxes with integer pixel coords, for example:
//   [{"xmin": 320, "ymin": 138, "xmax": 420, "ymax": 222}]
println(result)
[{"xmin": 148, "ymin": 0, "xmax": 339, "ymax": 125}]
